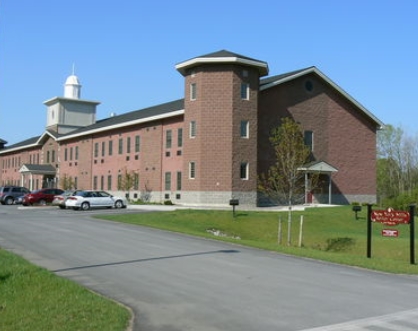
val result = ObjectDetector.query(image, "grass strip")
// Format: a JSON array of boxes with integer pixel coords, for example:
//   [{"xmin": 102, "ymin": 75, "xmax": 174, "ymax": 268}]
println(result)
[
  {"xmin": 0, "ymin": 249, "xmax": 130, "ymax": 331},
  {"xmin": 98, "ymin": 206, "xmax": 418, "ymax": 275}
]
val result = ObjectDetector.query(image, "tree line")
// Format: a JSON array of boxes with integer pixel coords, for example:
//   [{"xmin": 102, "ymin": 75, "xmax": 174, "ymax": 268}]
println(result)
[{"xmin": 377, "ymin": 124, "xmax": 418, "ymax": 209}]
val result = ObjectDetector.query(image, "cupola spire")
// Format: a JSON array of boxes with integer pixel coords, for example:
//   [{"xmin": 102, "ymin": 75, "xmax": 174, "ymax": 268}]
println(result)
[{"xmin": 64, "ymin": 65, "xmax": 82, "ymax": 99}]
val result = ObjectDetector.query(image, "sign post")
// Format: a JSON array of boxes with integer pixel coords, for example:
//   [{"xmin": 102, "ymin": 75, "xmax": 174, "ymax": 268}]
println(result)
[
  {"xmin": 409, "ymin": 205, "xmax": 415, "ymax": 265},
  {"xmin": 367, "ymin": 204, "xmax": 372, "ymax": 258},
  {"xmin": 368, "ymin": 206, "xmax": 414, "ymax": 264}
]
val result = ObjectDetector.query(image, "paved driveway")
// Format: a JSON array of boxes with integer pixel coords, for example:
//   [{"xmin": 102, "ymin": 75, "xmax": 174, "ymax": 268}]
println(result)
[{"xmin": 1, "ymin": 206, "xmax": 418, "ymax": 330}]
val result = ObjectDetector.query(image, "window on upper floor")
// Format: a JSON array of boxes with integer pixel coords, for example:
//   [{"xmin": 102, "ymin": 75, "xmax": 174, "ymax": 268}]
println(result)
[
  {"xmin": 118, "ymin": 138, "xmax": 123, "ymax": 154},
  {"xmin": 304, "ymin": 130, "xmax": 314, "ymax": 152},
  {"xmin": 109, "ymin": 140, "xmax": 113, "ymax": 156},
  {"xmin": 135, "ymin": 135, "xmax": 140, "ymax": 153},
  {"xmin": 94, "ymin": 143, "xmax": 99, "ymax": 158},
  {"xmin": 102, "ymin": 141, "xmax": 106, "ymax": 157},
  {"xmin": 177, "ymin": 128, "xmax": 183, "ymax": 147},
  {"xmin": 127, "ymin": 137, "xmax": 131, "ymax": 153},
  {"xmin": 166, "ymin": 130, "xmax": 172, "ymax": 149},
  {"xmin": 240, "ymin": 121, "xmax": 249, "ymax": 138},
  {"xmin": 190, "ymin": 83, "xmax": 197, "ymax": 100},
  {"xmin": 190, "ymin": 121, "xmax": 196, "ymax": 138},
  {"xmin": 241, "ymin": 83, "xmax": 249, "ymax": 100}
]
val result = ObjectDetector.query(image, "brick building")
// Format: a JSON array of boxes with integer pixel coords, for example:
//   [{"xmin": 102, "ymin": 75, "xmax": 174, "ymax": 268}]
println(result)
[{"xmin": 0, "ymin": 50, "xmax": 383, "ymax": 206}]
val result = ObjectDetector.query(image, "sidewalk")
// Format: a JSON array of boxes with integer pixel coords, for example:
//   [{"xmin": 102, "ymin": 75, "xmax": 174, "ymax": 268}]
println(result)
[{"xmin": 127, "ymin": 203, "xmax": 338, "ymax": 212}]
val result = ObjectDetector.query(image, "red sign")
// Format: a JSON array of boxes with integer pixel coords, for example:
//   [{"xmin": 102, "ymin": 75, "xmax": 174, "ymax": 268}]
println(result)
[
  {"xmin": 382, "ymin": 229, "xmax": 399, "ymax": 237},
  {"xmin": 371, "ymin": 208, "xmax": 410, "ymax": 226}
]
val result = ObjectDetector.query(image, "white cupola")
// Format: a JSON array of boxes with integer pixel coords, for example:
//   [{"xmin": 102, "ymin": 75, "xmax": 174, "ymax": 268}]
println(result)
[
  {"xmin": 64, "ymin": 70, "xmax": 81, "ymax": 99},
  {"xmin": 44, "ymin": 68, "xmax": 100, "ymax": 134}
]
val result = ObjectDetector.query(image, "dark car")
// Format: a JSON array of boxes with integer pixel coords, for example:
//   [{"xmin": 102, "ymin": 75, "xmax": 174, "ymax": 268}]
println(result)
[
  {"xmin": 22, "ymin": 188, "xmax": 64, "ymax": 206},
  {"xmin": 0, "ymin": 186, "xmax": 31, "ymax": 205}
]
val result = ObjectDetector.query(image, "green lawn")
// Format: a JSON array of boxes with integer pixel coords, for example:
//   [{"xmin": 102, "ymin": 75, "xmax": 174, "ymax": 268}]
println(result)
[
  {"xmin": 98, "ymin": 206, "xmax": 418, "ymax": 274},
  {"xmin": 0, "ymin": 249, "xmax": 131, "ymax": 331}
]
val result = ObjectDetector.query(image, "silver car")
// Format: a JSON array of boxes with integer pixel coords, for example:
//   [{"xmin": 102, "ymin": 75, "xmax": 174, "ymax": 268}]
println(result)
[{"xmin": 65, "ymin": 190, "xmax": 128, "ymax": 210}]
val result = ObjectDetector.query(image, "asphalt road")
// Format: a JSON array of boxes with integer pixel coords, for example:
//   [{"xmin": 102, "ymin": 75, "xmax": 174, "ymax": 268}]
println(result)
[{"xmin": 1, "ymin": 205, "xmax": 418, "ymax": 331}]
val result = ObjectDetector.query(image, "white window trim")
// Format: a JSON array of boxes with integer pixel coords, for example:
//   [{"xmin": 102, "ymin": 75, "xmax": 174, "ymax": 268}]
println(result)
[
  {"xmin": 240, "ymin": 162, "xmax": 249, "ymax": 180},
  {"xmin": 241, "ymin": 83, "xmax": 249, "ymax": 100},
  {"xmin": 190, "ymin": 121, "xmax": 196, "ymax": 138},
  {"xmin": 190, "ymin": 83, "xmax": 197, "ymax": 101},
  {"xmin": 240, "ymin": 121, "xmax": 249, "ymax": 138},
  {"xmin": 189, "ymin": 162, "xmax": 196, "ymax": 179}
]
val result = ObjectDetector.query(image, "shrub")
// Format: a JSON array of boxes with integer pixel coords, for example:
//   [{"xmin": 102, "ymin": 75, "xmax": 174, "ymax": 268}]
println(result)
[{"xmin": 325, "ymin": 237, "xmax": 356, "ymax": 252}]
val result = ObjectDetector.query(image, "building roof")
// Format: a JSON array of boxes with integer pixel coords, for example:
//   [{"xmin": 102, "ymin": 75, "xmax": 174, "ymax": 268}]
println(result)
[
  {"xmin": 57, "ymin": 98, "xmax": 185, "ymax": 141},
  {"xmin": 0, "ymin": 63, "xmax": 383, "ymax": 152},
  {"xmin": 176, "ymin": 49, "xmax": 269, "ymax": 76}
]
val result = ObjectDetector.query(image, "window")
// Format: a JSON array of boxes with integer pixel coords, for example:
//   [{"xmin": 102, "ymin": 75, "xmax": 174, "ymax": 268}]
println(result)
[
  {"xmin": 101, "ymin": 142, "xmax": 105, "ymax": 157},
  {"xmin": 107, "ymin": 175, "xmax": 112, "ymax": 190},
  {"xmin": 176, "ymin": 171, "xmax": 182, "ymax": 190},
  {"xmin": 134, "ymin": 173, "xmax": 139, "ymax": 190},
  {"xmin": 135, "ymin": 135, "xmax": 140, "ymax": 153},
  {"xmin": 70, "ymin": 147, "xmax": 73, "ymax": 161},
  {"xmin": 74, "ymin": 177, "xmax": 78, "ymax": 189},
  {"xmin": 109, "ymin": 140, "xmax": 113, "ymax": 156},
  {"xmin": 94, "ymin": 143, "xmax": 99, "ymax": 157},
  {"xmin": 189, "ymin": 162, "xmax": 196, "ymax": 179},
  {"xmin": 46, "ymin": 151, "xmax": 50, "ymax": 163},
  {"xmin": 118, "ymin": 174, "xmax": 122, "ymax": 190},
  {"xmin": 190, "ymin": 83, "xmax": 197, "ymax": 100},
  {"xmin": 190, "ymin": 121, "xmax": 196, "ymax": 138},
  {"xmin": 75, "ymin": 146, "xmax": 79, "ymax": 160},
  {"xmin": 100, "ymin": 176, "xmax": 104, "ymax": 190},
  {"xmin": 127, "ymin": 137, "xmax": 131, "ymax": 153},
  {"xmin": 240, "ymin": 121, "xmax": 249, "ymax": 138},
  {"xmin": 166, "ymin": 130, "xmax": 172, "ymax": 149},
  {"xmin": 51, "ymin": 150, "xmax": 55, "ymax": 163},
  {"xmin": 118, "ymin": 138, "xmax": 123, "ymax": 154},
  {"xmin": 165, "ymin": 172, "xmax": 171, "ymax": 190},
  {"xmin": 177, "ymin": 128, "xmax": 183, "ymax": 147},
  {"xmin": 64, "ymin": 148, "xmax": 68, "ymax": 161},
  {"xmin": 241, "ymin": 83, "xmax": 249, "ymax": 100},
  {"xmin": 240, "ymin": 162, "xmax": 249, "ymax": 180},
  {"xmin": 304, "ymin": 131, "xmax": 314, "ymax": 152},
  {"xmin": 93, "ymin": 176, "xmax": 98, "ymax": 190}
]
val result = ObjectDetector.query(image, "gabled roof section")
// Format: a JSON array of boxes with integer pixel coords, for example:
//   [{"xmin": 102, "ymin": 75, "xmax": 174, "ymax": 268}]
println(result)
[
  {"xmin": 0, "ymin": 135, "xmax": 42, "ymax": 155},
  {"xmin": 176, "ymin": 49, "xmax": 269, "ymax": 76},
  {"xmin": 58, "ymin": 99, "xmax": 185, "ymax": 141},
  {"xmin": 260, "ymin": 66, "xmax": 384, "ymax": 128},
  {"xmin": 20, "ymin": 164, "xmax": 56, "ymax": 175},
  {"xmin": 298, "ymin": 161, "xmax": 338, "ymax": 173}
]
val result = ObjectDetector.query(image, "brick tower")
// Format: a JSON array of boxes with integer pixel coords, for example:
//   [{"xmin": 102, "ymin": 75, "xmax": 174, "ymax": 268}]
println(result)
[{"xmin": 176, "ymin": 50, "xmax": 269, "ymax": 206}]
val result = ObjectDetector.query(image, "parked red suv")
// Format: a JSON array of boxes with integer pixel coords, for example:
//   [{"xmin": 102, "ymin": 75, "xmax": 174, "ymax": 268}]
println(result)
[{"xmin": 22, "ymin": 188, "xmax": 64, "ymax": 206}]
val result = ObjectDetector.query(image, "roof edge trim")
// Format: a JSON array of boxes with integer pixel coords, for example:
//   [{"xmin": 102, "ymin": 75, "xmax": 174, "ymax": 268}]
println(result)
[
  {"xmin": 176, "ymin": 57, "xmax": 269, "ymax": 76},
  {"xmin": 57, "ymin": 109, "xmax": 185, "ymax": 141}
]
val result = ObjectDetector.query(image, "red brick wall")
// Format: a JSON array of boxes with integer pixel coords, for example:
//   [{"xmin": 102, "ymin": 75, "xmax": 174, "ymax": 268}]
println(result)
[
  {"xmin": 259, "ymin": 74, "xmax": 377, "ymax": 203},
  {"xmin": 182, "ymin": 64, "xmax": 259, "ymax": 199}
]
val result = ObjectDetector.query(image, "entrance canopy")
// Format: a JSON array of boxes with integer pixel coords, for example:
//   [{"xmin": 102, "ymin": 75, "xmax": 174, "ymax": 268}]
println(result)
[
  {"xmin": 19, "ymin": 164, "xmax": 57, "ymax": 190},
  {"xmin": 298, "ymin": 161, "xmax": 338, "ymax": 204},
  {"xmin": 298, "ymin": 161, "xmax": 338, "ymax": 173}
]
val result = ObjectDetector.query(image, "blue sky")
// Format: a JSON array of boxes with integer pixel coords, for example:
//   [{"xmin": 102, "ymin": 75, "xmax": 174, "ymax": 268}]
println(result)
[{"xmin": 1, "ymin": 1, "xmax": 417, "ymax": 144}]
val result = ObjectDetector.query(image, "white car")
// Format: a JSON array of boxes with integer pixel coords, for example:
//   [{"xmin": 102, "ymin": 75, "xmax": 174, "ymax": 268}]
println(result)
[{"xmin": 65, "ymin": 190, "xmax": 128, "ymax": 210}]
